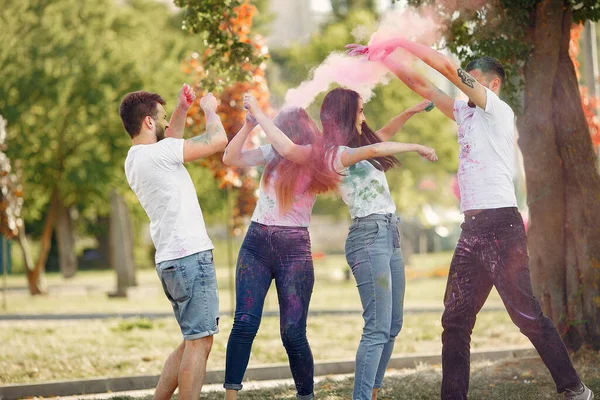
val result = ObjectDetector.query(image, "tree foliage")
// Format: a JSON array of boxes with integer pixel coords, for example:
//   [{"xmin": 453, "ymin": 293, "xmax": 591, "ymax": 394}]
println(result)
[
  {"xmin": 0, "ymin": 0, "xmax": 207, "ymax": 290},
  {"xmin": 175, "ymin": 0, "xmax": 268, "ymax": 92},
  {"xmin": 405, "ymin": 0, "xmax": 600, "ymax": 109}
]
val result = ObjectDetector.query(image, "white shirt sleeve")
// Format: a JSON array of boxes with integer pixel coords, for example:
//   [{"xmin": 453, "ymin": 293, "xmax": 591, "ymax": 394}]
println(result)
[
  {"xmin": 453, "ymin": 99, "xmax": 471, "ymax": 125},
  {"xmin": 258, "ymin": 144, "xmax": 275, "ymax": 163},
  {"xmin": 152, "ymin": 138, "xmax": 184, "ymax": 169},
  {"xmin": 483, "ymin": 87, "xmax": 514, "ymax": 123}
]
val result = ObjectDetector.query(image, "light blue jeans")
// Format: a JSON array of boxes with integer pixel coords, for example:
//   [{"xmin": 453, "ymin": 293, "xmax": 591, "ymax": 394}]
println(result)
[
  {"xmin": 156, "ymin": 250, "xmax": 219, "ymax": 340},
  {"xmin": 345, "ymin": 214, "xmax": 405, "ymax": 400}
]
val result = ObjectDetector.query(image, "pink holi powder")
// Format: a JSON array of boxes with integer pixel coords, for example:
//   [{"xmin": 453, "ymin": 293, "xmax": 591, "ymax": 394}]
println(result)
[
  {"xmin": 284, "ymin": 54, "xmax": 390, "ymax": 108},
  {"xmin": 283, "ymin": 8, "xmax": 442, "ymax": 108}
]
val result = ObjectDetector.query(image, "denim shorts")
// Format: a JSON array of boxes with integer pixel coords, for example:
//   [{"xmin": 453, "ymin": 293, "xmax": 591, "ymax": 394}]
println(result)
[{"xmin": 156, "ymin": 250, "xmax": 219, "ymax": 340}]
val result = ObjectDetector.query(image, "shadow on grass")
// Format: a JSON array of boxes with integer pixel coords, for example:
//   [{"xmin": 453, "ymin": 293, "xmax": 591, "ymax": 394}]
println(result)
[{"xmin": 102, "ymin": 350, "xmax": 600, "ymax": 400}]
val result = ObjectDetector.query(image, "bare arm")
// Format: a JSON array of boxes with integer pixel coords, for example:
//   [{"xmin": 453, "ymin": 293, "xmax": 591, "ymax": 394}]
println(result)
[
  {"xmin": 166, "ymin": 84, "xmax": 195, "ymax": 139},
  {"xmin": 244, "ymin": 94, "xmax": 312, "ymax": 165},
  {"xmin": 183, "ymin": 94, "xmax": 228, "ymax": 162},
  {"xmin": 381, "ymin": 56, "xmax": 456, "ymax": 121},
  {"xmin": 376, "ymin": 100, "xmax": 433, "ymax": 141},
  {"xmin": 370, "ymin": 39, "xmax": 487, "ymax": 109},
  {"xmin": 222, "ymin": 115, "xmax": 267, "ymax": 167},
  {"xmin": 340, "ymin": 142, "xmax": 437, "ymax": 168}
]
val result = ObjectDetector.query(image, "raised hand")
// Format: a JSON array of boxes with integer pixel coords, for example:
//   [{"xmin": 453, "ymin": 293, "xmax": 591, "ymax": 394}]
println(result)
[
  {"xmin": 345, "ymin": 44, "xmax": 369, "ymax": 57},
  {"xmin": 243, "ymin": 94, "xmax": 261, "ymax": 116},
  {"xmin": 417, "ymin": 145, "xmax": 438, "ymax": 162},
  {"xmin": 178, "ymin": 83, "xmax": 196, "ymax": 110},
  {"xmin": 245, "ymin": 112, "xmax": 258, "ymax": 128},
  {"xmin": 200, "ymin": 93, "xmax": 218, "ymax": 113}
]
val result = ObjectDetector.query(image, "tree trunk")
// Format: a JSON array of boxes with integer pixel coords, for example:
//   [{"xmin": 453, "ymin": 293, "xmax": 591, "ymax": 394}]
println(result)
[
  {"xmin": 55, "ymin": 198, "xmax": 77, "ymax": 278},
  {"xmin": 109, "ymin": 191, "xmax": 137, "ymax": 297},
  {"xmin": 26, "ymin": 189, "xmax": 60, "ymax": 295},
  {"xmin": 552, "ymin": 10, "xmax": 600, "ymax": 349},
  {"xmin": 518, "ymin": 0, "xmax": 600, "ymax": 350},
  {"xmin": 95, "ymin": 216, "xmax": 110, "ymax": 265}
]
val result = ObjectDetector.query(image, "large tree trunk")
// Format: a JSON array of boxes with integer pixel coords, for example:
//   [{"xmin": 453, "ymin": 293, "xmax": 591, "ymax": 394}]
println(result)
[
  {"xmin": 55, "ymin": 198, "xmax": 77, "ymax": 278},
  {"xmin": 518, "ymin": 0, "xmax": 600, "ymax": 350},
  {"xmin": 26, "ymin": 189, "xmax": 60, "ymax": 295}
]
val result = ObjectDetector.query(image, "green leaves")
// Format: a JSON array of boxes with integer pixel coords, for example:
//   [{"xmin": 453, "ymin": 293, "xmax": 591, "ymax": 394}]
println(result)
[
  {"xmin": 0, "ymin": 0, "xmax": 205, "ymax": 230},
  {"xmin": 175, "ymin": 0, "xmax": 267, "ymax": 92}
]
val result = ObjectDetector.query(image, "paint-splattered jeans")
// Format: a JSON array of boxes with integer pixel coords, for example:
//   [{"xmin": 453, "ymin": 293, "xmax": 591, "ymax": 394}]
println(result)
[
  {"xmin": 441, "ymin": 207, "xmax": 581, "ymax": 400},
  {"xmin": 224, "ymin": 222, "xmax": 314, "ymax": 400},
  {"xmin": 345, "ymin": 213, "xmax": 405, "ymax": 400}
]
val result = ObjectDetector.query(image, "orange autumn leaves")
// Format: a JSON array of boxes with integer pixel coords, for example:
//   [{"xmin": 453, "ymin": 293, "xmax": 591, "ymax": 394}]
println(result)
[
  {"xmin": 182, "ymin": 1, "xmax": 271, "ymax": 231},
  {"xmin": 570, "ymin": 24, "xmax": 600, "ymax": 150}
]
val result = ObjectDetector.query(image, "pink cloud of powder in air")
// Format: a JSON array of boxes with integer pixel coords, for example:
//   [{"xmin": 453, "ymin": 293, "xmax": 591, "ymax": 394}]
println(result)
[{"xmin": 283, "ymin": 8, "xmax": 442, "ymax": 109}]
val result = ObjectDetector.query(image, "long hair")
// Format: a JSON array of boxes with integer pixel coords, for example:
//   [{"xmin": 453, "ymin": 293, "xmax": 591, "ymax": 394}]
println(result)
[
  {"xmin": 262, "ymin": 107, "xmax": 339, "ymax": 213},
  {"xmin": 320, "ymin": 87, "xmax": 401, "ymax": 171}
]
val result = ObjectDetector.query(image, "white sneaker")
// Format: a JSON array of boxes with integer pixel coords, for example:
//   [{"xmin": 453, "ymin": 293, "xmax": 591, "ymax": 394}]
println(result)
[{"xmin": 565, "ymin": 383, "xmax": 594, "ymax": 400}]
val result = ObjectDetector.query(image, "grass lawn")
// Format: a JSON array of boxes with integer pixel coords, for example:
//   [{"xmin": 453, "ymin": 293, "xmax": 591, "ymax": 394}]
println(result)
[
  {"xmin": 0, "ymin": 310, "xmax": 530, "ymax": 385},
  {"xmin": 98, "ymin": 351, "xmax": 600, "ymax": 400},
  {"xmin": 0, "ymin": 250, "xmax": 510, "ymax": 385},
  {"xmin": 0, "ymin": 251, "xmax": 502, "ymax": 315}
]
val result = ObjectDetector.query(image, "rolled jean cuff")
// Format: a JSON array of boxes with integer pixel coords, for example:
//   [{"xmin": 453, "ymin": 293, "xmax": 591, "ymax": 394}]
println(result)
[
  {"xmin": 223, "ymin": 382, "xmax": 243, "ymax": 391},
  {"xmin": 297, "ymin": 393, "xmax": 314, "ymax": 400}
]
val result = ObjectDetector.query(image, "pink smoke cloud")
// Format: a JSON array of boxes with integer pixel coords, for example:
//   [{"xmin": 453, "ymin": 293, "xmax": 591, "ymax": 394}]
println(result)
[{"xmin": 283, "ymin": 8, "xmax": 443, "ymax": 109}]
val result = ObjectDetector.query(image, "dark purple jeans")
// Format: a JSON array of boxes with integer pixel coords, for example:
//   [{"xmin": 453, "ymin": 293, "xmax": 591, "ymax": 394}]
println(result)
[
  {"xmin": 224, "ymin": 222, "xmax": 314, "ymax": 399},
  {"xmin": 441, "ymin": 207, "xmax": 581, "ymax": 400}
]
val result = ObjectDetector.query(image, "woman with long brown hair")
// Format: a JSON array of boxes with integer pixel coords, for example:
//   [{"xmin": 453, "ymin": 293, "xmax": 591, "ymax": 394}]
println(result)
[
  {"xmin": 320, "ymin": 87, "xmax": 437, "ymax": 400},
  {"xmin": 221, "ymin": 95, "xmax": 337, "ymax": 400}
]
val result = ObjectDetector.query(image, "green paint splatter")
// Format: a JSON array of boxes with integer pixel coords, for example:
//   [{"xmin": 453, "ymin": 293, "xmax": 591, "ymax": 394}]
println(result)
[{"xmin": 377, "ymin": 275, "xmax": 389, "ymax": 289}]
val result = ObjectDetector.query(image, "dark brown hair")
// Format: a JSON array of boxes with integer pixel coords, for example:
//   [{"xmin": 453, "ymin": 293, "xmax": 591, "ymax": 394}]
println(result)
[
  {"xmin": 465, "ymin": 56, "xmax": 506, "ymax": 84},
  {"xmin": 320, "ymin": 87, "xmax": 401, "ymax": 172},
  {"xmin": 119, "ymin": 91, "xmax": 166, "ymax": 139},
  {"xmin": 263, "ymin": 107, "xmax": 339, "ymax": 212}
]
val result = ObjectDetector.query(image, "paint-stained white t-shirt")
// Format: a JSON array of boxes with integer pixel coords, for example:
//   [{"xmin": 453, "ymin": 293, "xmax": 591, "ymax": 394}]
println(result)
[
  {"xmin": 250, "ymin": 145, "xmax": 316, "ymax": 227},
  {"xmin": 331, "ymin": 146, "xmax": 396, "ymax": 219},
  {"xmin": 453, "ymin": 87, "xmax": 518, "ymax": 213},
  {"xmin": 125, "ymin": 138, "xmax": 213, "ymax": 264}
]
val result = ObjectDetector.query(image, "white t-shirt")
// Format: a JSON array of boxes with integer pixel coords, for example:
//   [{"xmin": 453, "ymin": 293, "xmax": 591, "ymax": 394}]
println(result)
[
  {"xmin": 124, "ymin": 138, "xmax": 213, "ymax": 264},
  {"xmin": 331, "ymin": 146, "xmax": 396, "ymax": 219},
  {"xmin": 453, "ymin": 87, "xmax": 518, "ymax": 213},
  {"xmin": 251, "ymin": 145, "xmax": 316, "ymax": 227}
]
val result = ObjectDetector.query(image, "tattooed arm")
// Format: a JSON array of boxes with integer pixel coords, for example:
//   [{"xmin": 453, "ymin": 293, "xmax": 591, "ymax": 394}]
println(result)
[
  {"xmin": 166, "ymin": 83, "xmax": 195, "ymax": 139},
  {"xmin": 376, "ymin": 100, "xmax": 433, "ymax": 141},
  {"xmin": 380, "ymin": 56, "xmax": 456, "ymax": 121},
  {"xmin": 222, "ymin": 113, "xmax": 267, "ymax": 167},
  {"xmin": 340, "ymin": 142, "xmax": 438, "ymax": 168},
  {"xmin": 383, "ymin": 40, "xmax": 487, "ymax": 109},
  {"xmin": 183, "ymin": 93, "xmax": 228, "ymax": 162}
]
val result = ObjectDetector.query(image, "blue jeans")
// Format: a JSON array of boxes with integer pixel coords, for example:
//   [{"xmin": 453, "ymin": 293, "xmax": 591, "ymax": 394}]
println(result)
[
  {"xmin": 156, "ymin": 250, "xmax": 219, "ymax": 340},
  {"xmin": 224, "ymin": 222, "xmax": 315, "ymax": 400},
  {"xmin": 345, "ymin": 214, "xmax": 406, "ymax": 400}
]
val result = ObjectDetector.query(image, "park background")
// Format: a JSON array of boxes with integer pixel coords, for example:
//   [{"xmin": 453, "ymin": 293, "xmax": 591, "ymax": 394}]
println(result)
[{"xmin": 0, "ymin": 0, "xmax": 600, "ymax": 399}]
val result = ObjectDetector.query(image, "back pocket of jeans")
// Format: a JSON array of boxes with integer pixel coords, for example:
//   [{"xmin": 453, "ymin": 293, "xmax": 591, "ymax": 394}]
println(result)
[{"xmin": 160, "ymin": 266, "xmax": 190, "ymax": 302}]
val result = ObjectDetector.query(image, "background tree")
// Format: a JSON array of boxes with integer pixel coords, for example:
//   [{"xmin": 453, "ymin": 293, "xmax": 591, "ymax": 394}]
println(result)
[
  {"xmin": 181, "ymin": 0, "xmax": 271, "ymax": 232},
  {"xmin": 406, "ymin": 0, "xmax": 600, "ymax": 349},
  {"xmin": 0, "ymin": 0, "xmax": 204, "ymax": 293},
  {"xmin": 174, "ymin": 0, "xmax": 269, "ymax": 92}
]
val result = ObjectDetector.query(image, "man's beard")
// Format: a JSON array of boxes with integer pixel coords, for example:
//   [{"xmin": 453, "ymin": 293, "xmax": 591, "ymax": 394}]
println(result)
[{"xmin": 155, "ymin": 124, "xmax": 165, "ymax": 142}]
